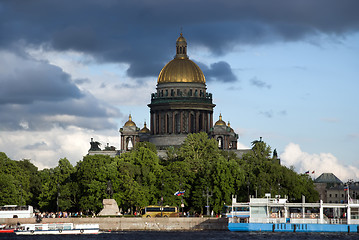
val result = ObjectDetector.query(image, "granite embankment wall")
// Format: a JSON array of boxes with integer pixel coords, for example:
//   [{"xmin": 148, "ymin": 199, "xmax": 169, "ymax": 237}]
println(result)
[{"xmin": 1, "ymin": 217, "xmax": 228, "ymax": 231}]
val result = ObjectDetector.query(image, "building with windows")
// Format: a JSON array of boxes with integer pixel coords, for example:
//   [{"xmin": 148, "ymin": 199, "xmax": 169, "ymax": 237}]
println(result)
[
  {"xmin": 119, "ymin": 33, "xmax": 241, "ymax": 153},
  {"xmin": 314, "ymin": 173, "xmax": 359, "ymax": 203}
]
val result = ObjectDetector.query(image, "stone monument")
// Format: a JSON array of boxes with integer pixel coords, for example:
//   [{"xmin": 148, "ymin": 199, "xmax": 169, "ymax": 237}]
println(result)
[
  {"xmin": 98, "ymin": 180, "xmax": 120, "ymax": 216},
  {"xmin": 98, "ymin": 199, "xmax": 120, "ymax": 216}
]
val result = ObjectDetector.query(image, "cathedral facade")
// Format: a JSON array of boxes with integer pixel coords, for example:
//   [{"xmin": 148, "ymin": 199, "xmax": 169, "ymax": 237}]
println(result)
[{"xmin": 119, "ymin": 33, "xmax": 239, "ymax": 152}]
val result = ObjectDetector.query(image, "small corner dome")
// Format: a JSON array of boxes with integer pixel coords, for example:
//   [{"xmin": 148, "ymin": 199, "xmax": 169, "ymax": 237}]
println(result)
[
  {"xmin": 139, "ymin": 122, "xmax": 150, "ymax": 133},
  {"xmin": 176, "ymin": 33, "xmax": 187, "ymax": 43},
  {"xmin": 215, "ymin": 114, "xmax": 226, "ymax": 126},
  {"xmin": 124, "ymin": 114, "xmax": 136, "ymax": 127}
]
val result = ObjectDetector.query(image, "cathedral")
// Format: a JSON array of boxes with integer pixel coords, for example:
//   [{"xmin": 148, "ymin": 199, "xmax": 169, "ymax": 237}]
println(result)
[{"xmin": 119, "ymin": 33, "xmax": 239, "ymax": 152}]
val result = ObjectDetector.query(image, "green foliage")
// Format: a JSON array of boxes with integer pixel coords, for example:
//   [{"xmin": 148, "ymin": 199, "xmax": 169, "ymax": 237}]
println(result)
[
  {"xmin": 38, "ymin": 158, "xmax": 76, "ymax": 211},
  {"xmin": 0, "ymin": 136, "xmax": 319, "ymax": 213},
  {"xmin": 239, "ymin": 140, "xmax": 319, "ymax": 202},
  {"xmin": 0, "ymin": 153, "xmax": 39, "ymax": 206},
  {"xmin": 168, "ymin": 133, "xmax": 245, "ymax": 214}
]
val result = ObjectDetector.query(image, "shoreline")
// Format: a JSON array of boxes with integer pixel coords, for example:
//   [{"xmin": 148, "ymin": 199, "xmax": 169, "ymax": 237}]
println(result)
[{"xmin": 1, "ymin": 217, "xmax": 228, "ymax": 231}]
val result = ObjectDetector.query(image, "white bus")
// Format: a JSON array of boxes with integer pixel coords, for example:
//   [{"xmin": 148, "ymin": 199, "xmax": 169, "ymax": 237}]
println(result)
[{"xmin": 0, "ymin": 205, "xmax": 34, "ymax": 218}]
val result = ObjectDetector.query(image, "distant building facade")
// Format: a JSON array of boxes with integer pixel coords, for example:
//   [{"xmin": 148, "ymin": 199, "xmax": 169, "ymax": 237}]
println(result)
[
  {"xmin": 314, "ymin": 173, "xmax": 359, "ymax": 203},
  {"xmin": 88, "ymin": 138, "xmax": 119, "ymax": 157}
]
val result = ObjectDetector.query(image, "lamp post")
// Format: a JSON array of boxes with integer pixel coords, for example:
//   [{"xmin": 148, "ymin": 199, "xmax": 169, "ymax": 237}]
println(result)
[
  {"xmin": 203, "ymin": 187, "xmax": 212, "ymax": 216},
  {"xmin": 161, "ymin": 181, "xmax": 164, "ymax": 217},
  {"xmin": 56, "ymin": 183, "xmax": 59, "ymax": 212},
  {"xmin": 19, "ymin": 184, "xmax": 23, "ymax": 205}
]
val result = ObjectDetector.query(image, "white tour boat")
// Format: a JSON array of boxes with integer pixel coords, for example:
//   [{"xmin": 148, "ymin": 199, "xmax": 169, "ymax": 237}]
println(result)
[
  {"xmin": 227, "ymin": 194, "xmax": 359, "ymax": 232},
  {"xmin": 15, "ymin": 223, "xmax": 100, "ymax": 235}
]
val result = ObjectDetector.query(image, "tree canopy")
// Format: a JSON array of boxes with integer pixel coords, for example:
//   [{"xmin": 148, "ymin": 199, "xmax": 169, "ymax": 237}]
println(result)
[{"xmin": 0, "ymin": 134, "xmax": 318, "ymax": 214}]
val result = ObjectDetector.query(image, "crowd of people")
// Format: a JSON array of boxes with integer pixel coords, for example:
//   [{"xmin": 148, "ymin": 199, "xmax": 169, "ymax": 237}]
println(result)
[{"xmin": 34, "ymin": 211, "xmax": 95, "ymax": 220}]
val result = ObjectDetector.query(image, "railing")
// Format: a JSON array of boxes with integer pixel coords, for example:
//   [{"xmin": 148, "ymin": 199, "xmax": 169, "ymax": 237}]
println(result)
[
  {"xmin": 150, "ymin": 96, "xmax": 213, "ymax": 104},
  {"xmin": 289, "ymin": 213, "xmax": 319, "ymax": 219}
]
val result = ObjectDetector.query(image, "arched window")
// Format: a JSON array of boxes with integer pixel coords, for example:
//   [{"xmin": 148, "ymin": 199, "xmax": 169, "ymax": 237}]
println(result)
[
  {"xmin": 217, "ymin": 137, "xmax": 223, "ymax": 149},
  {"xmin": 127, "ymin": 137, "xmax": 133, "ymax": 150}
]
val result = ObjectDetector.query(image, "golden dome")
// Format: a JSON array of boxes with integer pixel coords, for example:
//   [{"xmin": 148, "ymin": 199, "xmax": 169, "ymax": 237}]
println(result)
[
  {"xmin": 215, "ymin": 114, "xmax": 226, "ymax": 126},
  {"xmin": 158, "ymin": 58, "xmax": 206, "ymax": 84},
  {"xmin": 124, "ymin": 114, "xmax": 136, "ymax": 127},
  {"xmin": 139, "ymin": 122, "xmax": 150, "ymax": 133},
  {"xmin": 157, "ymin": 33, "xmax": 206, "ymax": 84}
]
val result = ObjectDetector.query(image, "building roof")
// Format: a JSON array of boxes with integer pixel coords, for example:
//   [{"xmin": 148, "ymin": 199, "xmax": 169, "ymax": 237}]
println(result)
[{"xmin": 314, "ymin": 173, "xmax": 342, "ymax": 184}]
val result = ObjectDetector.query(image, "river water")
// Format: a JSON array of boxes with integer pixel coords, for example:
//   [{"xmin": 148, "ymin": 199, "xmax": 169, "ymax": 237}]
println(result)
[{"xmin": 1, "ymin": 231, "xmax": 356, "ymax": 240}]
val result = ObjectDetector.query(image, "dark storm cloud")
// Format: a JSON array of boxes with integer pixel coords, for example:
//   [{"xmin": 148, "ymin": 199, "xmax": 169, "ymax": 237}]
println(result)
[
  {"xmin": 1, "ymin": 0, "xmax": 358, "ymax": 80},
  {"xmin": 0, "ymin": 51, "xmax": 121, "ymax": 131},
  {"xmin": 199, "ymin": 61, "xmax": 238, "ymax": 82},
  {"xmin": 0, "ymin": 54, "xmax": 83, "ymax": 105},
  {"xmin": 0, "ymin": 93, "xmax": 121, "ymax": 131}
]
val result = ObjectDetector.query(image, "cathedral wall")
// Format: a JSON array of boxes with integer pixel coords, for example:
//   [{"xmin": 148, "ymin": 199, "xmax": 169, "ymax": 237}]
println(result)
[{"xmin": 148, "ymin": 134, "xmax": 188, "ymax": 149}]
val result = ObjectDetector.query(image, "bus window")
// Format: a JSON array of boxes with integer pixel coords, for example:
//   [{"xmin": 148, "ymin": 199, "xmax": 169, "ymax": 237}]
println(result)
[{"xmin": 142, "ymin": 206, "xmax": 178, "ymax": 218}]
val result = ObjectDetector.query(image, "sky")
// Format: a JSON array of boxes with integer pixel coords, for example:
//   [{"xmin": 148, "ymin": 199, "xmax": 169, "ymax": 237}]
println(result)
[{"xmin": 0, "ymin": 0, "xmax": 358, "ymax": 182}]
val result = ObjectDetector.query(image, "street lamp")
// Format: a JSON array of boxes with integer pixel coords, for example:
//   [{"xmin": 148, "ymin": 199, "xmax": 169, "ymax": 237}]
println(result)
[
  {"xmin": 19, "ymin": 184, "xmax": 23, "ymax": 205},
  {"xmin": 57, "ymin": 183, "xmax": 60, "ymax": 212}
]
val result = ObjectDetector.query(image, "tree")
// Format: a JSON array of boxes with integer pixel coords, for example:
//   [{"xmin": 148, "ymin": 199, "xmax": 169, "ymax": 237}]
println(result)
[
  {"xmin": 76, "ymin": 154, "xmax": 116, "ymax": 212},
  {"xmin": 0, "ymin": 153, "xmax": 35, "ymax": 206},
  {"xmin": 240, "ymin": 140, "xmax": 319, "ymax": 202},
  {"xmin": 174, "ymin": 133, "xmax": 246, "ymax": 214}
]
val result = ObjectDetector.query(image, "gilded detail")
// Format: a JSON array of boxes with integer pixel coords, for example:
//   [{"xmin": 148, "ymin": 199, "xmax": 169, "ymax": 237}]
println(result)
[{"xmin": 157, "ymin": 33, "xmax": 206, "ymax": 84}]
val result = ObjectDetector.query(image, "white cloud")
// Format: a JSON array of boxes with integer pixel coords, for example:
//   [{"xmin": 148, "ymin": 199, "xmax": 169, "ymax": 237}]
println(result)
[
  {"xmin": 0, "ymin": 127, "xmax": 119, "ymax": 169},
  {"xmin": 237, "ymin": 142, "xmax": 250, "ymax": 150},
  {"xmin": 280, "ymin": 143, "xmax": 359, "ymax": 182}
]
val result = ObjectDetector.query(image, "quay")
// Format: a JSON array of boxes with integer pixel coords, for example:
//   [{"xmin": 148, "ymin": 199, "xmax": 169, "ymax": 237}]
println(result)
[{"xmin": 1, "ymin": 217, "xmax": 228, "ymax": 231}]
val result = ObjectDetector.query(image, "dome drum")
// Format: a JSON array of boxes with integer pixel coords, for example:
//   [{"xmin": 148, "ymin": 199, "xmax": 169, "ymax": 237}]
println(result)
[{"xmin": 150, "ymin": 82, "xmax": 213, "ymax": 105}]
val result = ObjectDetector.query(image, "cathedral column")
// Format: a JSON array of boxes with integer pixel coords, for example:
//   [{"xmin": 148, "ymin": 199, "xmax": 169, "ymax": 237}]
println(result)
[
  {"xmin": 210, "ymin": 112, "xmax": 213, "ymax": 128},
  {"xmin": 121, "ymin": 135, "xmax": 124, "ymax": 151},
  {"xmin": 201, "ymin": 112, "xmax": 205, "ymax": 132},
  {"xmin": 151, "ymin": 113, "xmax": 154, "ymax": 135},
  {"xmin": 156, "ymin": 113, "xmax": 159, "ymax": 134},
  {"xmin": 165, "ymin": 112, "xmax": 168, "ymax": 134},
  {"xmin": 195, "ymin": 111, "xmax": 199, "ymax": 133},
  {"xmin": 172, "ymin": 111, "xmax": 175, "ymax": 134},
  {"xmin": 159, "ymin": 112, "xmax": 162, "ymax": 134},
  {"xmin": 180, "ymin": 111, "xmax": 183, "ymax": 133},
  {"xmin": 188, "ymin": 113, "xmax": 191, "ymax": 133}
]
